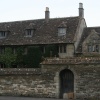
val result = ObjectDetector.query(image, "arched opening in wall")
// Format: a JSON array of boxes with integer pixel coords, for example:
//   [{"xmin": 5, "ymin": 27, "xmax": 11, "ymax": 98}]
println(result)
[{"xmin": 59, "ymin": 69, "xmax": 74, "ymax": 99}]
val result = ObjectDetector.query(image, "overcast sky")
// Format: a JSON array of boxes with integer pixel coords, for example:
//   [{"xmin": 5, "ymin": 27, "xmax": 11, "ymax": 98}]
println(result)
[{"xmin": 0, "ymin": 0, "xmax": 100, "ymax": 27}]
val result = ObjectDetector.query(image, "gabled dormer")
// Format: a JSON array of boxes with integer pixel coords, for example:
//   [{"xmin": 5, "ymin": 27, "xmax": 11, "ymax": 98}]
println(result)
[
  {"xmin": 25, "ymin": 23, "xmax": 36, "ymax": 37},
  {"xmin": 0, "ymin": 31, "xmax": 8, "ymax": 38},
  {"xmin": 58, "ymin": 22, "xmax": 67, "ymax": 36},
  {"xmin": 25, "ymin": 29, "xmax": 34, "ymax": 37}
]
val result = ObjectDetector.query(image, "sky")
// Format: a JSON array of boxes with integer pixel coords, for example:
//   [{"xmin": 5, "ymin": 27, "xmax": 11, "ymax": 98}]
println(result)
[{"xmin": 0, "ymin": 0, "xmax": 100, "ymax": 27}]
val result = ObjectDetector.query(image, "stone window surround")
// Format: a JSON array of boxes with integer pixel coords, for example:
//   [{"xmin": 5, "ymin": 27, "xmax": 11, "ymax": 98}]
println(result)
[{"xmin": 88, "ymin": 44, "xmax": 99, "ymax": 52}]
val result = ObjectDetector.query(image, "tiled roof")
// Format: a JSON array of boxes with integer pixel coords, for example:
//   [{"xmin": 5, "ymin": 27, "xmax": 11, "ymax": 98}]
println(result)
[
  {"xmin": 77, "ymin": 27, "xmax": 100, "ymax": 52},
  {"xmin": 0, "ymin": 16, "xmax": 80, "ymax": 45}
]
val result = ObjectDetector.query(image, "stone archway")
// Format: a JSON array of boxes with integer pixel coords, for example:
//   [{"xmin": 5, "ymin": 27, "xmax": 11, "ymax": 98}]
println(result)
[{"xmin": 59, "ymin": 69, "xmax": 74, "ymax": 99}]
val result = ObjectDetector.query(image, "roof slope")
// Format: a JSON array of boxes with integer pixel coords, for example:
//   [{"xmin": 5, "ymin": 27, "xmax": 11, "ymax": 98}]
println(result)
[
  {"xmin": 0, "ymin": 16, "xmax": 80, "ymax": 45},
  {"xmin": 77, "ymin": 27, "xmax": 100, "ymax": 52}
]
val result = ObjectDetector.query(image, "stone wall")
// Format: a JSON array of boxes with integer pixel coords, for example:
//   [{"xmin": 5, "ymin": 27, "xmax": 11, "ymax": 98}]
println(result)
[
  {"xmin": 82, "ymin": 29, "xmax": 100, "ymax": 54},
  {"xmin": 41, "ymin": 57, "xmax": 100, "ymax": 99},
  {"xmin": 0, "ymin": 68, "xmax": 56, "ymax": 98},
  {"xmin": 0, "ymin": 57, "xmax": 100, "ymax": 99},
  {"xmin": 41, "ymin": 64, "xmax": 100, "ymax": 99},
  {"xmin": 75, "ymin": 64, "xmax": 100, "ymax": 99}
]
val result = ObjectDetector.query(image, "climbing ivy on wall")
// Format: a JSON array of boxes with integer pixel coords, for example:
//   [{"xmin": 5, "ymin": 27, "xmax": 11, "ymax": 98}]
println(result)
[
  {"xmin": 0, "ymin": 45, "xmax": 59, "ymax": 68},
  {"xmin": 23, "ymin": 46, "xmax": 42, "ymax": 68},
  {"xmin": 15, "ymin": 47, "xmax": 25, "ymax": 67}
]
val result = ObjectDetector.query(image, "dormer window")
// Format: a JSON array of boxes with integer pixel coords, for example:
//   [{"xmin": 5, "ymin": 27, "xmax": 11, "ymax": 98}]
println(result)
[
  {"xmin": 58, "ymin": 28, "xmax": 66, "ymax": 36},
  {"xmin": 0, "ymin": 31, "xmax": 7, "ymax": 38},
  {"xmin": 25, "ymin": 29, "xmax": 34, "ymax": 37},
  {"xmin": 27, "ymin": 29, "xmax": 32, "ymax": 36},
  {"xmin": 58, "ymin": 21, "xmax": 67, "ymax": 36}
]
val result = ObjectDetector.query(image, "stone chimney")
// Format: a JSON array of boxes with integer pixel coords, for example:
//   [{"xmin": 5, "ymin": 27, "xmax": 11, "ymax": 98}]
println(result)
[
  {"xmin": 45, "ymin": 7, "xmax": 50, "ymax": 22},
  {"xmin": 79, "ymin": 3, "xmax": 84, "ymax": 18}
]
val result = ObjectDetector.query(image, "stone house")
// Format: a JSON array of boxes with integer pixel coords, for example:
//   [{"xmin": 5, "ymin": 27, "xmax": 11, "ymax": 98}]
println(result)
[
  {"xmin": 0, "ymin": 3, "xmax": 99, "ymax": 100},
  {"xmin": 0, "ymin": 3, "xmax": 86, "ymax": 59}
]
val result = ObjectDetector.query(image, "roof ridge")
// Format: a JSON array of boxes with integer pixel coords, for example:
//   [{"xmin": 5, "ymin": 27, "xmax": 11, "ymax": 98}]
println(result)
[{"xmin": 0, "ymin": 16, "xmax": 79, "ymax": 24}]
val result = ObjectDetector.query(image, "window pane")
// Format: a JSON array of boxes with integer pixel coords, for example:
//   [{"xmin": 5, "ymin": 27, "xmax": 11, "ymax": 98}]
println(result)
[
  {"xmin": 88, "ymin": 45, "xmax": 92, "ymax": 52},
  {"xmin": 27, "ymin": 30, "xmax": 31, "ymax": 35},
  {"xmin": 60, "ymin": 46, "xmax": 62, "ymax": 53},
  {"xmin": 25, "ymin": 29, "xmax": 33, "ymax": 37},
  {"xmin": 59, "ymin": 45, "xmax": 66, "ymax": 53},
  {"xmin": 0, "ymin": 31, "xmax": 6, "ymax": 37},
  {"xmin": 95, "ymin": 45, "xmax": 99, "ymax": 52},
  {"xmin": 58, "ymin": 28, "xmax": 66, "ymax": 36},
  {"xmin": 0, "ymin": 47, "xmax": 5, "ymax": 54},
  {"xmin": 88, "ymin": 45, "xmax": 99, "ymax": 52}
]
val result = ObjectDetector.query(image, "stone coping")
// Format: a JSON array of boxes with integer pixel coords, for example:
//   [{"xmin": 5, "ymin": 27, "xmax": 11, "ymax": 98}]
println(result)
[
  {"xmin": 0, "ymin": 68, "xmax": 41, "ymax": 75},
  {"xmin": 41, "ymin": 57, "xmax": 100, "ymax": 65}
]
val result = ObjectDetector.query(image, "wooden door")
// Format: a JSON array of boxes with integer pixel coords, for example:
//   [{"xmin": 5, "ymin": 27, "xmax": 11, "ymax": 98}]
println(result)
[{"xmin": 59, "ymin": 69, "xmax": 74, "ymax": 98}]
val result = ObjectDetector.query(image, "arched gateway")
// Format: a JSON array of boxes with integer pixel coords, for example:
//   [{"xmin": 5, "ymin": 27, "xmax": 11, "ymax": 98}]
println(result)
[{"xmin": 59, "ymin": 69, "xmax": 74, "ymax": 99}]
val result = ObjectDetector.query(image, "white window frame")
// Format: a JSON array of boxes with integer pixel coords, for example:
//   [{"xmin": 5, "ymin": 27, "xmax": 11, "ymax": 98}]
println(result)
[
  {"xmin": 25, "ymin": 29, "xmax": 33, "ymax": 37},
  {"xmin": 58, "ymin": 28, "xmax": 66, "ymax": 36},
  {"xmin": 0, "ymin": 31, "xmax": 7, "ymax": 38}
]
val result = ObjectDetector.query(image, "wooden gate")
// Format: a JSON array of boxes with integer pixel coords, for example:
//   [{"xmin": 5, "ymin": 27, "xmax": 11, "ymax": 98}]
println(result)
[{"xmin": 59, "ymin": 69, "xmax": 74, "ymax": 99}]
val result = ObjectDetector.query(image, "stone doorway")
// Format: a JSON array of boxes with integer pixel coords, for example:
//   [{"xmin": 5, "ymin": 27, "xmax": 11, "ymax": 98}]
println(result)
[{"xmin": 59, "ymin": 69, "xmax": 74, "ymax": 99}]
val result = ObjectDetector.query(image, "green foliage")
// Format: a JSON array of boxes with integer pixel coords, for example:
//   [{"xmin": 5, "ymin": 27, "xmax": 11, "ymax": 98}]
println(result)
[
  {"xmin": 0, "ymin": 47, "xmax": 16, "ymax": 68},
  {"xmin": 0, "ymin": 45, "xmax": 59, "ymax": 68},
  {"xmin": 23, "ymin": 46, "xmax": 42, "ymax": 68},
  {"xmin": 16, "ymin": 47, "xmax": 24, "ymax": 67}
]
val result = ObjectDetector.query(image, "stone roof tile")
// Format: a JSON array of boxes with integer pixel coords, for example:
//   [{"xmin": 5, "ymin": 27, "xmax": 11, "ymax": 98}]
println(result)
[{"xmin": 0, "ymin": 16, "xmax": 80, "ymax": 45}]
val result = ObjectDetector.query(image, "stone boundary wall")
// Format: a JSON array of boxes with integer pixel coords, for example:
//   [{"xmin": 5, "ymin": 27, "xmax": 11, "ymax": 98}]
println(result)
[
  {"xmin": 0, "ymin": 68, "xmax": 41, "ymax": 75},
  {"xmin": 0, "ymin": 68, "xmax": 56, "ymax": 98},
  {"xmin": 41, "ymin": 57, "xmax": 100, "ymax": 99},
  {"xmin": 41, "ymin": 64, "xmax": 100, "ymax": 99},
  {"xmin": 41, "ymin": 57, "xmax": 100, "ymax": 64},
  {"xmin": 0, "ymin": 57, "xmax": 99, "ymax": 99}
]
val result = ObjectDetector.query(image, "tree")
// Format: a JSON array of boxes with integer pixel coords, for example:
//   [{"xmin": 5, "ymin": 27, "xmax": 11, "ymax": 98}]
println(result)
[{"xmin": 0, "ymin": 47, "xmax": 17, "ymax": 68}]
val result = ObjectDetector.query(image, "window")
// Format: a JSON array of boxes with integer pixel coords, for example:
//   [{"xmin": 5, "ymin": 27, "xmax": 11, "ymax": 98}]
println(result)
[
  {"xmin": 95, "ymin": 45, "xmax": 99, "ymax": 52},
  {"xmin": 88, "ymin": 44, "xmax": 99, "ymax": 52},
  {"xmin": 59, "ymin": 45, "xmax": 66, "ymax": 53},
  {"xmin": 60, "ymin": 46, "xmax": 62, "ymax": 53},
  {"xmin": 12, "ymin": 48, "xmax": 16, "ymax": 54},
  {"xmin": 40, "ymin": 46, "xmax": 45, "ymax": 54},
  {"xmin": 88, "ymin": 45, "xmax": 92, "ymax": 52},
  {"xmin": 0, "ymin": 47, "xmax": 5, "ymax": 54},
  {"xmin": 27, "ymin": 30, "xmax": 32, "ymax": 36},
  {"xmin": 23, "ymin": 47, "xmax": 28, "ymax": 55},
  {"xmin": 58, "ymin": 28, "xmax": 66, "ymax": 36},
  {"xmin": 25, "ymin": 29, "xmax": 33, "ymax": 37},
  {"xmin": 0, "ymin": 31, "xmax": 7, "ymax": 38}
]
